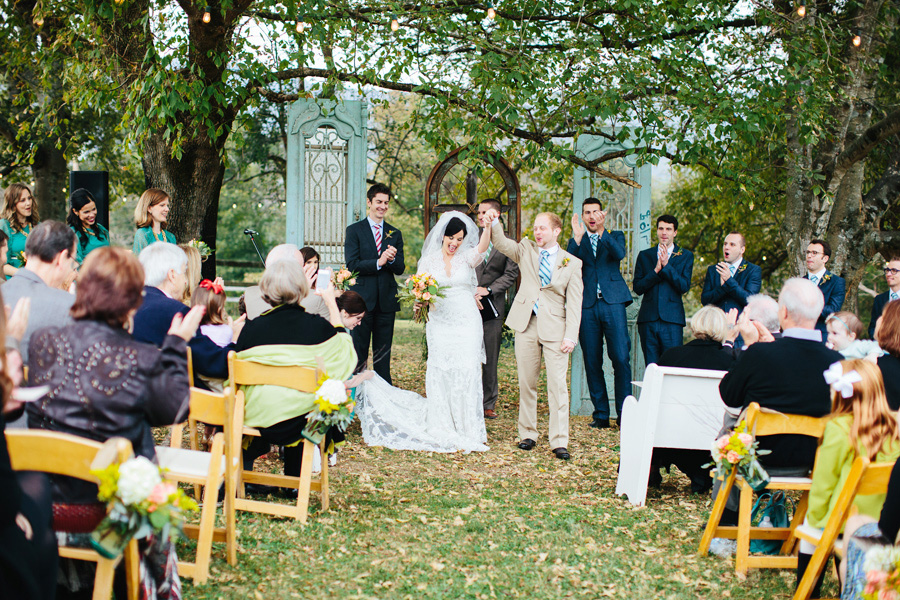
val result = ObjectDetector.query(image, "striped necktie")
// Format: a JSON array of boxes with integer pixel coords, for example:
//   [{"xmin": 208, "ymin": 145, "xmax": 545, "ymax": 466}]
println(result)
[
  {"xmin": 730, "ymin": 264, "xmax": 736, "ymax": 276},
  {"xmin": 891, "ymin": 291, "xmax": 899, "ymax": 302},
  {"xmin": 373, "ymin": 224, "xmax": 382, "ymax": 253},
  {"xmin": 484, "ymin": 242, "xmax": 493, "ymax": 264},
  {"xmin": 590, "ymin": 234, "xmax": 601, "ymax": 296},
  {"xmin": 534, "ymin": 250, "xmax": 552, "ymax": 314},
  {"xmin": 809, "ymin": 274, "xmax": 819, "ymax": 284}
]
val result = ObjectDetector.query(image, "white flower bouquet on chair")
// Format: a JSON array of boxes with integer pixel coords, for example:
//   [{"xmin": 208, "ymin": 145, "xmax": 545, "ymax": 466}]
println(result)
[
  {"xmin": 301, "ymin": 377, "xmax": 356, "ymax": 445},
  {"xmin": 90, "ymin": 456, "xmax": 198, "ymax": 559},
  {"xmin": 862, "ymin": 545, "xmax": 900, "ymax": 599},
  {"xmin": 706, "ymin": 420, "xmax": 772, "ymax": 492}
]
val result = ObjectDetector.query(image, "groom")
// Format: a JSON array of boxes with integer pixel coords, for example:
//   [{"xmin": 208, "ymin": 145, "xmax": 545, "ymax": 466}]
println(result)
[
  {"xmin": 345, "ymin": 183, "xmax": 405, "ymax": 384},
  {"xmin": 485, "ymin": 209, "xmax": 583, "ymax": 460}
]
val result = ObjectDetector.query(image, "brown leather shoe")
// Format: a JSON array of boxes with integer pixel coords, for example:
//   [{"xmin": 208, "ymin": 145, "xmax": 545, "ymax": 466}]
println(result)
[{"xmin": 484, "ymin": 409, "xmax": 498, "ymax": 419}]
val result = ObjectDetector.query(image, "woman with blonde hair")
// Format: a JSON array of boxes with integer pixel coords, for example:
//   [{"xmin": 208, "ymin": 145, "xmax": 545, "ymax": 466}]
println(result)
[
  {"xmin": 797, "ymin": 358, "xmax": 900, "ymax": 595},
  {"xmin": 132, "ymin": 188, "xmax": 176, "ymax": 254},
  {"xmin": 179, "ymin": 243, "xmax": 202, "ymax": 302},
  {"xmin": 0, "ymin": 183, "xmax": 40, "ymax": 277}
]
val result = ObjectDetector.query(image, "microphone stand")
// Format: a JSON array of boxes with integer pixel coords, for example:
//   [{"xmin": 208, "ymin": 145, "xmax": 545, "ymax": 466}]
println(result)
[{"xmin": 243, "ymin": 229, "xmax": 266, "ymax": 267}]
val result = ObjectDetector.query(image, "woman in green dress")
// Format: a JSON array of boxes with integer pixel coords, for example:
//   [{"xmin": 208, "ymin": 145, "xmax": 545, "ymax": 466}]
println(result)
[
  {"xmin": 66, "ymin": 188, "xmax": 110, "ymax": 264},
  {"xmin": 132, "ymin": 188, "xmax": 176, "ymax": 255},
  {"xmin": 0, "ymin": 183, "xmax": 40, "ymax": 278}
]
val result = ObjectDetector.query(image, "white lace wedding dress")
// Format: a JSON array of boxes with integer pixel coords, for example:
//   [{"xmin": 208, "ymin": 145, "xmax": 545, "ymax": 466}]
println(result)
[{"xmin": 356, "ymin": 213, "xmax": 489, "ymax": 453}]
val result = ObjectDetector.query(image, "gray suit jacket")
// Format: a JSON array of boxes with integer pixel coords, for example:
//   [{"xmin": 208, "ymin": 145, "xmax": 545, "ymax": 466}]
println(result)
[
  {"xmin": 476, "ymin": 241, "xmax": 519, "ymax": 320},
  {"xmin": 3, "ymin": 269, "xmax": 74, "ymax": 364}
]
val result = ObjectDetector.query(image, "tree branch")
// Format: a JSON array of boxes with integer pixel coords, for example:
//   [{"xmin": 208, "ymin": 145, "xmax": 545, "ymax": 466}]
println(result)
[{"xmin": 826, "ymin": 108, "xmax": 900, "ymax": 192}]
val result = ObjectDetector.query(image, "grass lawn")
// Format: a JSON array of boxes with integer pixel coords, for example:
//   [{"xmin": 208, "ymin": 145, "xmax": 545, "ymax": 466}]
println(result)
[{"xmin": 180, "ymin": 319, "xmax": 833, "ymax": 599}]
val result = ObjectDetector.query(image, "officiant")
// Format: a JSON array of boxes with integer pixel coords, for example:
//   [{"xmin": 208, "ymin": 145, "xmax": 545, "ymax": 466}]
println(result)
[{"xmin": 475, "ymin": 200, "xmax": 519, "ymax": 420}]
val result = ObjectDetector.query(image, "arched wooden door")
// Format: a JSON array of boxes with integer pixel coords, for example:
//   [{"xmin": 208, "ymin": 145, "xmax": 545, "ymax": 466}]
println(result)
[{"xmin": 424, "ymin": 147, "xmax": 521, "ymax": 240}]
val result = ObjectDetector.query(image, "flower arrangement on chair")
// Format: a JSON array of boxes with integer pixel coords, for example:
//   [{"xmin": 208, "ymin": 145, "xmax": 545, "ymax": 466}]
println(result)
[
  {"xmin": 706, "ymin": 420, "xmax": 772, "ymax": 491},
  {"xmin": 301, "ymin": 376, "xmax": 356, "ymax": 445},
  {"xmin": 90, "ymin": 456, "xmax": 198, "ymax": 558},
  {"xmin": 187, "ymin": 239, "xmax": 213, "ymax": 261},
  {"xmin": 397, "ymin": 273, "xmax": 447, "ymax": 324},
  {"xmin": 862, "ymin": 546, "xmax": 900, "ymax": 599}
]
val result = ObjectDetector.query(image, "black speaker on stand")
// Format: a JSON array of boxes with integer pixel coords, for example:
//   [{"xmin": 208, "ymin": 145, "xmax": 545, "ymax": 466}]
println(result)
[{"xmin": 68, "ymin": 171, "xmax": 110, "ymax": 230}]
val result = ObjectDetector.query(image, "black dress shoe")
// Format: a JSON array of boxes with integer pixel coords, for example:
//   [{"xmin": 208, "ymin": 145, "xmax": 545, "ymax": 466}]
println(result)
[
  {"xmin": 518, "ymin": 438, "xmax": 536, "ymax": 450},
  {"xmin": 245, "ymin": 483, "xmax": 280, "ymax": 497},
  {"xmin": 552, "ymin": 447, "xmax": 570, "ymax": 460},
  {"xmin": 590, "ymin": 419, "xmax": 611, "ymax": 429}
]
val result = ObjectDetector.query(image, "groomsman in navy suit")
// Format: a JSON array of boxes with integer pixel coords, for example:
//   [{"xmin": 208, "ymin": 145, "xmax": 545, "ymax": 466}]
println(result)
[
  {"xmin": 345, "ymin": 183, "xmax": 405, "ymax": 384},
  {"xmin": 803, "ymin": 239, "xmax": 845, "ymax": 336},
  {"xmin": 566, "ymin": 198, "xmax": 632, "ymax": 429},
  {"xmin": 869, "ymin": 256, "xmax": 900, "ymax": 338},
  {"xmin": 633, "ymin": 215, "xmax": 694, "ymax": 366},
  {"xmin": 700, "ymin": 232, "xmax": 762, "ymax": 315}
]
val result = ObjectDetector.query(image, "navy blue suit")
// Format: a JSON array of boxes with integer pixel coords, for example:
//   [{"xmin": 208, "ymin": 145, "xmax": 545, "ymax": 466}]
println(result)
[
  {"xmin": 869, "ymin": 291, "xmax": 896, "ymax": 338},
  {"xmin": 804, "ymin": 271, "xmax": 846, "ymax": 335},
  {"xmin": 345, "ymin": 218, "xmax": 405, "ymax": 384},
  {"xmin": 132, "ymin": 286, "xmax": 232, "ymax": 383},
  {"xmin": 567, "ymin": 231, "xmax": 632, "ymax": 421},
  {"xmin": 700, "ymin": 260, "xmax": 762, "ymax": 314},
  {"xmin": 633, "ymin": 244, "xmax": 694, "ymax": 366}
]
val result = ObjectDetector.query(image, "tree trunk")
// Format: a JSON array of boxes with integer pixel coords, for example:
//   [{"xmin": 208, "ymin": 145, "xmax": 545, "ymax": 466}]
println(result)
[
  {"xmin": 142, "ymin": 132, "xmax": 224, "ymax": 278},
  {"xmin": 31, "ymin": 141, "xmax": 69, "ymax": 222}
]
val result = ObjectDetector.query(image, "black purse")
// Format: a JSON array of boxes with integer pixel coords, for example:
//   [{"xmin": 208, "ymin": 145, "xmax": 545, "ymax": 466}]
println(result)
[{"xmin": 480, "ymin": 296, "xmax": 500, "ymax": 322}]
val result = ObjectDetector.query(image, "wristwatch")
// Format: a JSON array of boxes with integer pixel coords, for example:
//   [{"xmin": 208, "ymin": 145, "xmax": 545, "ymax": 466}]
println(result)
[{"xmin": 486, "ymin": 287, "xmax": 493, "ymax": 295}]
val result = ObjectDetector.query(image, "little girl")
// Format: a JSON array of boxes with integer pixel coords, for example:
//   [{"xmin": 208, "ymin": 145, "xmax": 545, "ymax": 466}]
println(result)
[
  {"xmin": 190, "ymin": 279, "xmax": 233, "ymax": 347},
  {"xmin": 797, "ymin": 359, "xmax": 900, "ymax": 595},
  {"xmin": 825, "ymin": 311, "xmax": 882, "ymax": 360}
]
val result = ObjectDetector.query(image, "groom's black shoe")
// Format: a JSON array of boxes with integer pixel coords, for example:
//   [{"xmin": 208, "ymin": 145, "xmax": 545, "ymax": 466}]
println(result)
[
  {"xmin": 589, "ymin": 419, "xmax": 610, "ymax": 429},
  {"xmin": 517, "ymin": 438, "xmax": 536, "ymax": 450},
  {"xmin": 552, "ymin": 447, "xmax": 570, "ymax": 460}
]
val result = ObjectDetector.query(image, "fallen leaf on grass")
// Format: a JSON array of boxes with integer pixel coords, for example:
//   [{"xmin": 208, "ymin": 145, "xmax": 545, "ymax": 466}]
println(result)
[{"xmin": 430, "ymin": 561, "xmax": 445, "ymax": 571}]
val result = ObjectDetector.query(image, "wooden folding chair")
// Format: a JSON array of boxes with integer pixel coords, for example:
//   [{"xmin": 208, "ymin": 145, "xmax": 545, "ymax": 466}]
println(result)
[
  {"xmin": 792, "ymin": 456, "xmax": 895, "ymax": 600},
  {"xmin": 5, "ymin": 431, "xmax": 138, "ymax": 600},
  {"xmin": 155, "ymin": 386, "xmax": 240, "ymax": 583},
  {"xmin": 228, "ymin": 351, "xmax": 330, "ymax": 524},
  {"xmin": 698, "ymin": 402, "xmax": 829, "ymax": 574}
]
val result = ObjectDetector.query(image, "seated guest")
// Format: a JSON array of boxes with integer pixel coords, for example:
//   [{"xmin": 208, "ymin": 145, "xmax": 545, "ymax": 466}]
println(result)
[
  {"xmin": 244, "ymin": 244, "xmax": 329, "ymax": 320},
  {"xmin": 826, "ymin": 311, "xmax": 882, "ymax": 359},
  {"xmin": 868, "ymin": 256, "xmax": 899, "ymax": 338},
  {"xmin": 797, "ymin": 359, "xmax": 900, "ymax": 596},
  {"xmin": 178, "ymin": 243, "xmax": 203, "ymax": 303},
  {"xmin": 658, "ymin": 305, "xmax": 736, "ymax": 371},
  {"xmin": 133, "ymin": 242, "xmax": 237, "ymax": 386},
  {"xmin": 841, "ymin": 460, "xmax": 900, "ymax": 598},
  {"xmin": 190, "ymin": 279, "xmax": 245, "ymax": 392},
  {"xmin": 743, "ymin": 293, "xmax": 781, "ymax": 339},
  {"xmin": 2, "ymin": 221, "xmax": 77, "ymax": 365},
  {"xmin": 0, "ymin": 288, "xmax": 56, "ymax": 600},
  {"xmin": 235, "ymin": 260, "xmax": 356, "ymax": 479},
  {"xmin": 27, "ymin": 246, "xmax": 200, "ymax": 600},
  {"xmin": 715, "ymin": 278, "xmax": 843, "ymax": 524},
  {"xmin": 874, "ymin": 300, "xmax": 900, "ymax": 410}
]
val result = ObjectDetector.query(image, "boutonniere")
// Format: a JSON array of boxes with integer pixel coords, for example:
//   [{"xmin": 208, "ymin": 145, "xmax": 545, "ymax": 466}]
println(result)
[
  {"xmin": 738, "ymin": 263, "xmax": 748, "ymax": 273},
  {"xmin": 385, "ymin": 229, "xmax": 396, "ymax": 238},
  {"xmin": 559, "ymin": 257, "xmax": 571, "ymax": 269},
  {"xmin": 821, "ymin": 273, "xmax": 832, "ymax": 284},
  {"xmin": 671, "ymin": 249, "xmax": 683, "ymax": 257}
]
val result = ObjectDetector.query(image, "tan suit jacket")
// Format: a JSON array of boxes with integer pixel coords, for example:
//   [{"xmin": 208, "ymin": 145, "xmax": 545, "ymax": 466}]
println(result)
[{"xmin": 490, "ymin": 222, "xmax": 583, "ymax": 343}]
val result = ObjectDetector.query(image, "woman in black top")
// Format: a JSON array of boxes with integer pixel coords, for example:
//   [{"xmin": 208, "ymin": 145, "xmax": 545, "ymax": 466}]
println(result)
[{"xmin": 875, "ymin": 300, "xmax": 900, "ymax": 410}]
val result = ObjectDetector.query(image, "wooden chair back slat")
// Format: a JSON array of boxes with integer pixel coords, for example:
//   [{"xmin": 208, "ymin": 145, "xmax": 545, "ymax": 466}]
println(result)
[
  {"xmin": 188, "ymin": 387, "xmax": 228, "ymax": 427},
  {"xmin": 746, "ymin": 403, "xmax": 829, "ymax": 438},
  {"xmin": 855, "ymin": 461, "xmax": 895, "ymax": 496},
  {"xmin": 6, "ymin": 431, "xmax": 131, "ymax": 479},
  {"xmin": 229, "ymin": 352, "xmax": 321, "ymax": 394}
]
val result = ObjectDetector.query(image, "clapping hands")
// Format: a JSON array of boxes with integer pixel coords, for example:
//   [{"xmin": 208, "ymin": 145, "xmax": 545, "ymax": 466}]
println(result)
[{"xmin": 378, "ymin": 245, "xmax": 398, "ymax": 267}]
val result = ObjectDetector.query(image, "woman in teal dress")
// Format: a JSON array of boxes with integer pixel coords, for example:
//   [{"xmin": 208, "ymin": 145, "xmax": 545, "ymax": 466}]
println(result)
[
  {"xmin": 0, "ymin": 183, "xmax": 40, "ymax": 278},
  {"xmin": 66, "ymin": 188, "xmax": 110, "ymax": 264},
  {"xmin": 132, "ymin": 188, "xmax": 176, "ymax": 255}
]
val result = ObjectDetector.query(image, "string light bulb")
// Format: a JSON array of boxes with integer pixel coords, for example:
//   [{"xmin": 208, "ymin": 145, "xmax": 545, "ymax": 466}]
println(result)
[
  {"xmin": 486, "ymin": 2, "xmax": 496, "ymax": 19},
  {"xmin": 796, "ymin": 0, "xmax": 806, "ymax": 18},
  {"xmin": 202, "ymin": 5, "xmax": 212, "ymax": 23},
  {"xmin": 296, "ymin": 20, "xmax": 306, "ymax": 33},
  {"xmin": 390, "ymin": 15, "xmax": 399, "ymax": 31},
  {"xmin": 852, "ymin": 30, "xmax": 862, "ymax": 46}
]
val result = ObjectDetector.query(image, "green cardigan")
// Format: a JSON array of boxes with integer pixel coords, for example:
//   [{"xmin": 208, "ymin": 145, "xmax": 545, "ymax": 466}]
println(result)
[
  {"xmin": 71, "ymin": 224, "xmax": 110, "ymax": 264},
  {"xmin": 807, "ymin": 415, "xmax": 900, "ymax": 529},
  {"xmin": 132, "ymin": 227, "xmax": 176, "ymax": 255},
  {"xmin": 0, "ymin": 219, "xmax": 31, "ymax": 268},
  {"xmin": 235, "ymin": 335, "xmax": 356, "ymax": 429}
]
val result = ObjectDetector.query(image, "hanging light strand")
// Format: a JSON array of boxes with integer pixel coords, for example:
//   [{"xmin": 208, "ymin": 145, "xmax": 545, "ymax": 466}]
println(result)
[
  {"xmin": 390, "ymin": 14, "xmax": 399, "ymax": 31},
  {"xmin": 202, "ymin": 5, "xmax": 212, "ymax": 23},
  {"xmin": 796, "ymin": 0, "xmax": 806, "ymax": 18},
  {"xmin": 486, "ymin": 2, "xmax": 496, "ymax": 20}
]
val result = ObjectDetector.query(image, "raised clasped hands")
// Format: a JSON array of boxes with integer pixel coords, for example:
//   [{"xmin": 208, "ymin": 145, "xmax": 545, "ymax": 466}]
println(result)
[
  {"xmin": 379, "ymin": 245, "xmax": 398, "ymax": 266},
  {"xmin": 715, "ymin": 262, "xmax": 732, "ymax": 284},
  {"xmin": 481, "ymin": 209, "xmax": 499, "ymax": 228}
]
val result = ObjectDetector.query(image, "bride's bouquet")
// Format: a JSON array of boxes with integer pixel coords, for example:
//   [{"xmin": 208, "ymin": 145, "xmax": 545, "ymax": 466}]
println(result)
[{"xmin": 397, "ymin": 272, "xmax": 447, "ymax": 324}]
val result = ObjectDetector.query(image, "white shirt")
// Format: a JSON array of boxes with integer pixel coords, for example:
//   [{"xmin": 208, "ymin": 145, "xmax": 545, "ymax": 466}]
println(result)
[
  {"xmin": 659, "ymin": 243, "xmax": 675, "ymax": 257},
  {"xmin": 538, "ymin": 243, "xmax": 560, "ymax": 261},
  {"xmin": 807, "ymin": 267, "xmax": 826, "ymax": 282}
]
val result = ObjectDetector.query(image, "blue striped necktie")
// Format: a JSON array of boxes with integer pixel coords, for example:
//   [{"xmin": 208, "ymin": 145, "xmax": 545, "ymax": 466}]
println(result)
[
  {"xmin": 534, "ymin": 250, "xmax": 551, "ymax": 314},
  {"xmin": 891, "ymin": 291, "xmax": 899, "ymax": 302},
  {"xmin": 590, "ymin": 233, "xmax": 598, "ymax": 256}
]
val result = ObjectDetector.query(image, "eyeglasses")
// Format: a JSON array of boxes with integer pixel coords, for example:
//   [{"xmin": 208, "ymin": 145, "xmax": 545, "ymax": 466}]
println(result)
[
  {"xmin": 805, "ymin": 250, "xmax": 824, "ymax": 257},
  {"xmin": 885, "ymin": 268, "xmax": 900, "ymax": 276}
]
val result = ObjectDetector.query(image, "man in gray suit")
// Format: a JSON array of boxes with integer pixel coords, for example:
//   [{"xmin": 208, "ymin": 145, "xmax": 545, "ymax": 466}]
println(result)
[
  {"xmin": 3, "ymin": 221, "xmax": 77, "ymax": 364},
  {"xmin": 475, "ymin": 200, "xmax": 519, "ymax": 419}
]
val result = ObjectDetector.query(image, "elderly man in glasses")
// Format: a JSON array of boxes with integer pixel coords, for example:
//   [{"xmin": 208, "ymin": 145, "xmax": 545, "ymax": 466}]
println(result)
[
  {"xmin": 869, "ymin": 256, "xmax": 900, "ymax": 338},
  {"xmin": 803, "ymin": 239, "xmax": 846, "ymax": 336}
]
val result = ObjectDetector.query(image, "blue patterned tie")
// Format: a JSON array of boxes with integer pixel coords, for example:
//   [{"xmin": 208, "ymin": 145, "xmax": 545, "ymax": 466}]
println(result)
[
  {"xmin": 590, "ymin": 234, "xmax": 601, "ymax": 296},
  {"xmin": 729, "ymin": 264, "xmax": 736, "ymax": 276},
  {"xmin": 891, "ymin": 291, "xmax": 899, "ymax": 302},
  {"xmin": 810, "ymin": 274, "xmax": 819, "ymax": 284},
  {"xmin": 534, "ymin": 250, "xmax": 551, "ymax": 314}
]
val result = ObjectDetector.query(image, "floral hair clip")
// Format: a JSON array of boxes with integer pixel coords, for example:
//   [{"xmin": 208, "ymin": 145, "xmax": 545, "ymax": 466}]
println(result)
[
  {"xmin": 823, "ymin": 362, "xmax": 862, "ymax": 398},
  {"xmin": 199, "ymin": 279, "xmax": 224, "ymax": 295}
]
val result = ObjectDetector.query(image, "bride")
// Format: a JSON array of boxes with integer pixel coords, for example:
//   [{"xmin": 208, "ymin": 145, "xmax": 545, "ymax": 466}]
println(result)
[{"xmin": 356, "ymin": 211, "xmax": 492, "ymax": 453}]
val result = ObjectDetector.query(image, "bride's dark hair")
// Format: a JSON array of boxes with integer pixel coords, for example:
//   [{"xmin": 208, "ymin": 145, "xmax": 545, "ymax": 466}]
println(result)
[{"xmin": 444, "ymin": 217, "xmax": 468, "ymax": 239}]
